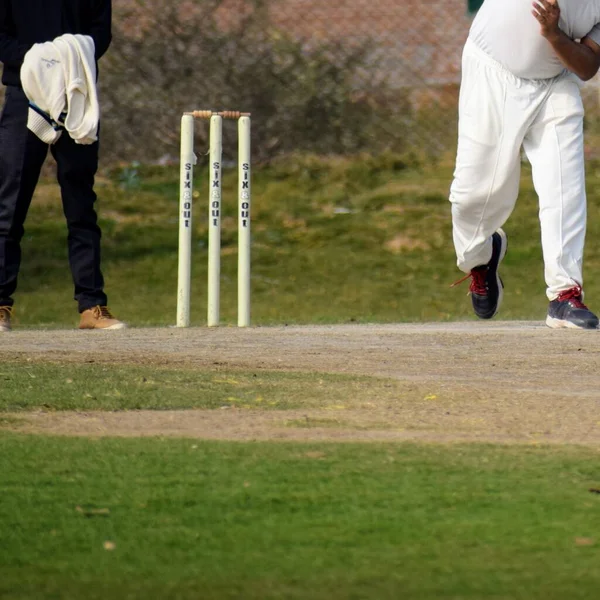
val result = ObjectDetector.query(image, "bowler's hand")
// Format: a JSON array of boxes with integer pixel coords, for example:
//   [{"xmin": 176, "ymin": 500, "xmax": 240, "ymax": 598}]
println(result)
[{"xmin": 532, "ymin": 0, "xmax": 561, "ymax": 40}]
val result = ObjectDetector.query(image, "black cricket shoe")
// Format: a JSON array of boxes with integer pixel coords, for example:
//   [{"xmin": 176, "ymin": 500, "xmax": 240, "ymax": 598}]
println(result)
[
  {"xmin": 546, "ymin": 286, "xmax": 599, "ymax": 330},
  {"xmin": 452, "ymin": 229, "xmax": 508, "ymax": 320}
]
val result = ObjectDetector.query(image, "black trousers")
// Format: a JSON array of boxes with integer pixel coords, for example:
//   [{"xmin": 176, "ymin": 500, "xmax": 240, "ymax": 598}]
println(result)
[{"xmin": 0, "ymin": 85, "xmax": 107, "ymax": 312}]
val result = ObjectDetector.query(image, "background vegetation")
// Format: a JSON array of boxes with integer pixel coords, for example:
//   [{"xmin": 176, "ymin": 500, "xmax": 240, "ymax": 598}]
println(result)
[{"xmin": 96, "ymin": 0, "xmax": 460, "ymax": 165}]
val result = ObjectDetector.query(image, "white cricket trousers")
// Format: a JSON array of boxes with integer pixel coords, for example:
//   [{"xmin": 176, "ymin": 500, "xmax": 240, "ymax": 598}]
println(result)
[{"xmin": 450, "ymin": 38, "xmax": 587, "ymax": 300}]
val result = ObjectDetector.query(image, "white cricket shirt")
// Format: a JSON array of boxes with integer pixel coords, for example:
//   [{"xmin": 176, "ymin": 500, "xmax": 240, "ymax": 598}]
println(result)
[{"xmin": 470, "ymin": 0, "xmax": 600, "ymax": 79}]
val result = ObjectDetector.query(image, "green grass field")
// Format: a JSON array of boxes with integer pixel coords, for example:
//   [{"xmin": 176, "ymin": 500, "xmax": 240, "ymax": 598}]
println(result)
[
  {"xmin": 3, "ymin": 155, "xmax": 600, "ymax": 599},
  {"xmin": 0, "ymin": 360, "xmax": 406, "ymax": 412},
  {"xmin": 2, "ymin": 435, "xmax": 600, "ymax": 600}
]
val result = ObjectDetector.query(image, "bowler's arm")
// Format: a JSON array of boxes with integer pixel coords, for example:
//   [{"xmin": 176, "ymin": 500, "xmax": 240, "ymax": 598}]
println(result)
[
  {"xmin": 533, "ymin": 0, "xmax": 600, "ymax": 81},
  {"xmin": 547, "ymin": 32, "xmax": 600, "ymax": 81}
]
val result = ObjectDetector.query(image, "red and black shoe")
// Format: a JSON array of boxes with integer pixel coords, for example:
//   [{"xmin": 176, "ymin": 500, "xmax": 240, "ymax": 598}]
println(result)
[
  {"xmin": 546, "ymin": 287, "xmax": 599, "ymax": 330},
  {"xmin": 453, "ymin": 229, "xmax": 508, "ymax": 320}
]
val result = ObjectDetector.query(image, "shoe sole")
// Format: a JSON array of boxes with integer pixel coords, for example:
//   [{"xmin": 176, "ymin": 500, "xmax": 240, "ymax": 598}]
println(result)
[
  {"xmin": 490, "ymin": 229, "xmax": 508, "ymax": 318},
  {"xmin": 79, "ymin": 323, "xmax": 128, "ymax": 330},
  {"xmin": 491, "ymin": 277, "xmax": 504, "ymax": 319},
  {"xmin": 545, "ymin": 316, "xmax": 599, "ymax": 330},
  {"xmin": 102, "ymin": 323, "xmax": 128, "ymax": 330}
]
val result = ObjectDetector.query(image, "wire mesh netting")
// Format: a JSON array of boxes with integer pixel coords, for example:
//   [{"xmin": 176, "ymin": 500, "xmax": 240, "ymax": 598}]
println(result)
[{"xmin": 101, "ymin": 0, "xmax": 473, "ymax": 164}]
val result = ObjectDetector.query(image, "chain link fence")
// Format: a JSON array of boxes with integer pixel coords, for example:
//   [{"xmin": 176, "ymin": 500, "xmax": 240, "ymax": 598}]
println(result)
[{"xmin": 98, "ymin": 0, "xmax": 469, "ymax": 165}]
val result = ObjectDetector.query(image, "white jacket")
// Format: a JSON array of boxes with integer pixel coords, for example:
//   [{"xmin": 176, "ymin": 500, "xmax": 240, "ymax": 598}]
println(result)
[{"xmin": 21, "ymin": 34, "xmax": 99, "ymax": 145}]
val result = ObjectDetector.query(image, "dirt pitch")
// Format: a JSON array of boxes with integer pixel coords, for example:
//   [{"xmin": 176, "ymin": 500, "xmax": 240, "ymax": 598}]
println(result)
[{"xmin": 2, "ymin": 322, "xmax": 600, "ymax": 445}]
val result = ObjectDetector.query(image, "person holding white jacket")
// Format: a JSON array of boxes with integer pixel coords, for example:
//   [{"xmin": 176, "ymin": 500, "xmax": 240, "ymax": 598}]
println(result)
[{"xmin": 0, "ymin": 0, "xmax": 125, "ymax": 331}]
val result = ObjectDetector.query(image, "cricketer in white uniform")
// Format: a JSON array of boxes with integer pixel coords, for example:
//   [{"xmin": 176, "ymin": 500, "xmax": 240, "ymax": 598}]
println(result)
[{"xmin": 450, "ymin": 0, "xmax": 600, "ymax": 329}]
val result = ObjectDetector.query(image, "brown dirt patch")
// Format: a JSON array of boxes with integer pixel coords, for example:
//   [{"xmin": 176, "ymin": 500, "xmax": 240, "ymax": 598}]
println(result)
[{"xmin": 2, "ymin": 322, "xmax": 600, "ymax": 444}]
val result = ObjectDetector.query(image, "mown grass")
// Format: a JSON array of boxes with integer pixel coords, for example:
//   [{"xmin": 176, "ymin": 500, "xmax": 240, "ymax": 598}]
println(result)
[
  {"xmin": 2, "ymin": 435, "xmax": 600, "ymax": 600},
  {"xmin": 13, "ymin": 153, "xmax": 600, "ymax": 327},
  {"xmin": 0, "ymin": 361, "xmax": 407, "ymax": 412}
]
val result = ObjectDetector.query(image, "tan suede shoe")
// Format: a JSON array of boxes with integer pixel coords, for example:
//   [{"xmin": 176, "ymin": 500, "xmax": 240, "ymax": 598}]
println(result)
[
  {"xmin": 79, "ymin": 306, "xmax": 127, "ymax": 330},
  {"xmin": 0, "ymin": 306, "xmax": 12, "ymax": 332}
]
